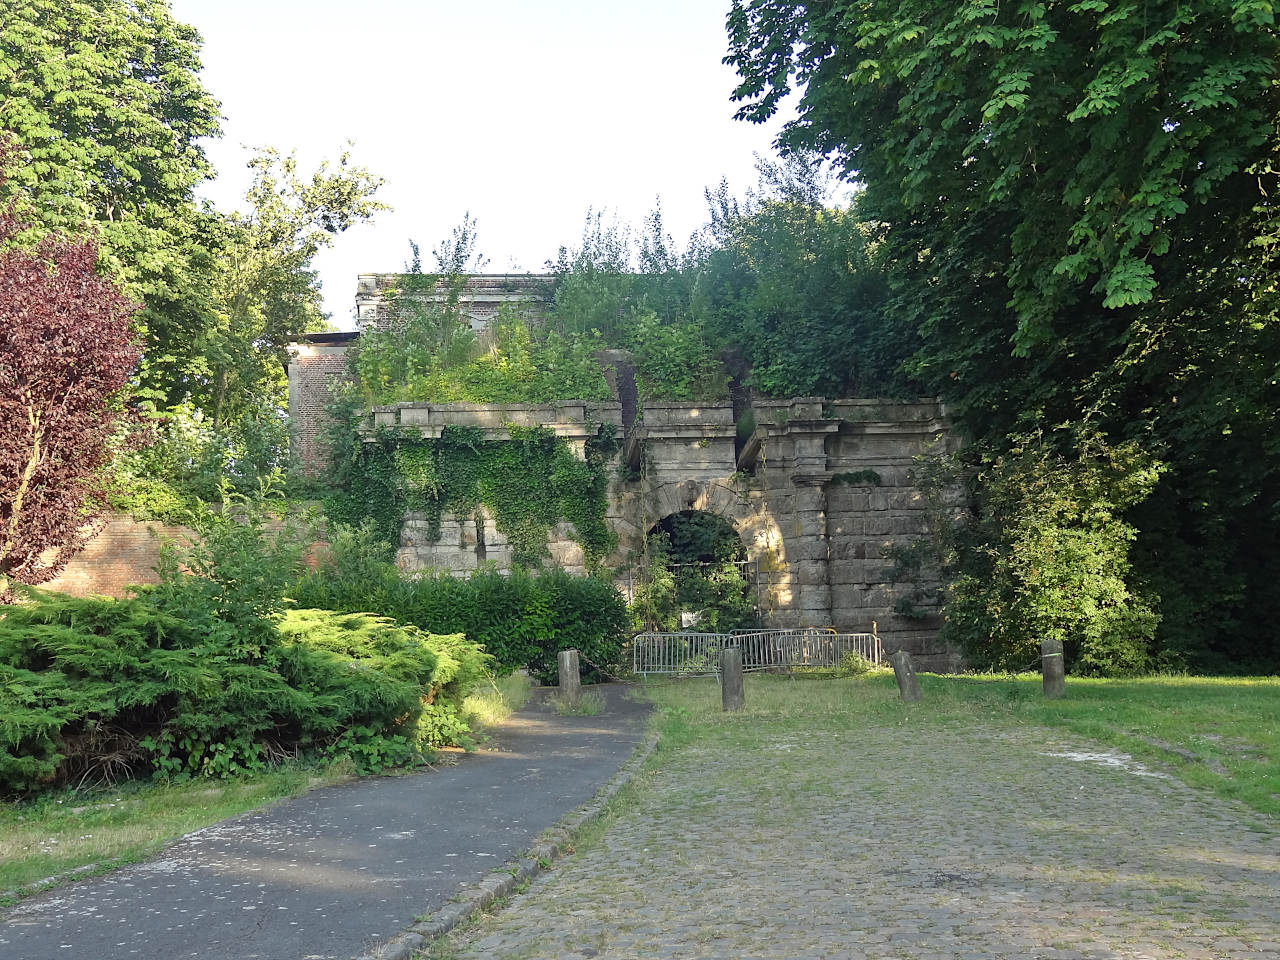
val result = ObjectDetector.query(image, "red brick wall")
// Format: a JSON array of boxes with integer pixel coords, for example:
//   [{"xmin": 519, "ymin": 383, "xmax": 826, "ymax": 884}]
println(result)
[
  {"xmin": 42, "ymin": 516, "xmax": 194, "ymax": 597},
  {"xmin": 41, "ymin": 515, "xmax": 329, "ymax": 599},
  {"xmin": 290, "ymin": 347, "xmax": 350, "ymax": 474}
]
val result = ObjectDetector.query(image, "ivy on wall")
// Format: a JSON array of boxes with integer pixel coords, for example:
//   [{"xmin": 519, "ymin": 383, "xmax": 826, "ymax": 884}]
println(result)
[{"xmin": 327, "ymin": 424, "xmax": 618, "ymax": 569}]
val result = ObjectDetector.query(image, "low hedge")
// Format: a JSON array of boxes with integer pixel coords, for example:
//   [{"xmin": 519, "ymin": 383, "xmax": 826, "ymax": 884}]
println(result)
[
  {"xmin": 293, "ymin": 563, "xmax": 629, "ymax": 684},
  {"xmin": 0, "ymin": 593, "xmax": 487, "ymax": 795}
]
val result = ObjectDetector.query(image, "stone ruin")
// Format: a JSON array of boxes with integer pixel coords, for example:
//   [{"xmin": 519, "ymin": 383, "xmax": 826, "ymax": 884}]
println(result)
[{"xmin": 287, "ymin": 274, "xmax": 965, "ymax": 669}]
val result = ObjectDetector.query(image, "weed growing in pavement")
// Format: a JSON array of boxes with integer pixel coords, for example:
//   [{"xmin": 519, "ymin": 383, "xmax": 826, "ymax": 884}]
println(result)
[{"xmin": 548, "ymin": 690, "xmax": 606, "ymax": 716}]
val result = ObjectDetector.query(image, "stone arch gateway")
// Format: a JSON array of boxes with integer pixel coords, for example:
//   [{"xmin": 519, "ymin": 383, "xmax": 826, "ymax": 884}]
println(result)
[{"xmin": 286, "ymin": 379, "xmax": 963, "ymax": 667}]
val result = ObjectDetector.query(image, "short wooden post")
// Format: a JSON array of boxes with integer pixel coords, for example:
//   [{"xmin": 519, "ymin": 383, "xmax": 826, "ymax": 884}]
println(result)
[
  {"xmin": 890, "ymin": 650, "xmax": 922, "ymax": 703},
  {"xmin": 720, "ymin": 647, "xmax": 745, "ymax": 712},
  {"xmin": 1041, "ymin": 638, "xmax": 1065, "ymax": 699},
  {"xmin": 558, "ymin": 648, "xmax": 581, "ymax": 704}
]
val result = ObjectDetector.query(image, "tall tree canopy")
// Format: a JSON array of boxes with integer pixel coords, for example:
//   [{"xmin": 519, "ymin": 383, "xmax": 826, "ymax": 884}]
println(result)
[
  {"xmin": 198, "ymin": 147, "xmax": 385, "ymax": 428},
  {"xmin": 0, "ymin": 0, "xmax": 221, "ymax": 400},
  {"xmin": 727, "ymin": 0, "xmax": 1280, "ymax": 347},
  {"xmin": 726, "ymin": 0, "xmax": 1280, "ymax": 669},
  {"xmin": 2, "ymin": 0, "xmax": 386, "ymax": 515}
]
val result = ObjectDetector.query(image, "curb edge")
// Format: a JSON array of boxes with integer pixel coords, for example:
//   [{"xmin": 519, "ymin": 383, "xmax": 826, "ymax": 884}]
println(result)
[{"xmin": 354, "ymin": 730, "xmax": 660, "ymax": 960}]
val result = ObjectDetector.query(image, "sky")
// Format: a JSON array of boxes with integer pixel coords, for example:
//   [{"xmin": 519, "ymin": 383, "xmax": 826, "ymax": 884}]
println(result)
[{"xmin": 168, "ymin": 0, "xmax": 795, "ymax": 329}]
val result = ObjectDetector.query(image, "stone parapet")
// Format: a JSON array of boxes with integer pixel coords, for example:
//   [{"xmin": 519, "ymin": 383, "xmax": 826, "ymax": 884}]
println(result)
[
  {"xmin": 625, "ymin": 401, "xmax": 738, "ymax": 481},
  {"xmin": 355, "ymin": 273, "xmax": 553, "ymax": 332},
  {"xmin": 362, "ymin": 401, "xmax": 622, "ymax": 457}
]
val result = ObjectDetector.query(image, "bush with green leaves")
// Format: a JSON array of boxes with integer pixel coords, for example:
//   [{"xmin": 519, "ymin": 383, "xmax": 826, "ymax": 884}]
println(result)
[
  {"xmin": 351, "ymin": 294, "xmax": 611, "ymax": 406},
  {"xmin": 0, "ymin": 592, "xmax": 486, "ymax": 795},
  {"xmin": 0, "ymin": 493, "xmax": 490, "ymax": 795},
  {"xmin": 106, "ymin": 402, "xmax": 295, "ymax": 523},
  {"xmin": 293, "ymin": 540, "xmax": 629, "ymax": 683},
  {"xmin": 277, "ymin": 609, "xmax": 488, "ymax": 757},
  {"xmin": 910, "ymin": 437, "xmax": 1164, "ymax": 676}
]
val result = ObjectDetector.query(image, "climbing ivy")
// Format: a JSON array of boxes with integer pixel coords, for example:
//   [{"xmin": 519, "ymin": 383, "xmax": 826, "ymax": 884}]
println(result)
[{"xmin": 328, "ymin": 424, "xmax": 618, "ymax": 569}]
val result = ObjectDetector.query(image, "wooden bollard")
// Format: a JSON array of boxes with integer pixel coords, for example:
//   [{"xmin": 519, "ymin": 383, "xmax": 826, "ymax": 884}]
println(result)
[
  {"xmin": 719, "ymin": 647, "xmax": 745, "ymax": 711},
  {"xmin": 557, "ymin": 648, "xmax": 581, "ymax": 704},
  {"xmin": 890, "ymin": 649, "xmax": 922, "ymax": 702},
  {"xmin": 1041, "ymin": 637, "xmax": 1065, "ymax": 699}
]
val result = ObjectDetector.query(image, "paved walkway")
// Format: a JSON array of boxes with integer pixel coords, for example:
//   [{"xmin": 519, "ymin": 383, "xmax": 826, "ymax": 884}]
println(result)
[
  {"xmin": 438, "ymin": 721, "xmax": 1280, "ymax": 960},
  {"xmin": 0, "ymin": 684, "xmax": 650, "ymax": 960}
]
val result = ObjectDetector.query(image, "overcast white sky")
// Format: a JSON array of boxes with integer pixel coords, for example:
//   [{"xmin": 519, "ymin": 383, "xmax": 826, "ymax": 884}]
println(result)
[{"xmin": 168, "ymin": 0, "xmax": 794, "ymax": 329}]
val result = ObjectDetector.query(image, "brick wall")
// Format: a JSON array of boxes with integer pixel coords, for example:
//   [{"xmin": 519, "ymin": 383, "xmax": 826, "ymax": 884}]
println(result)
[
  {"xmin": 287, "ymin": 341, "xmax": 353, "ymax": 474},
  {"xmin": 41, "ymin": 516, "xmax": 195, "ymax": 597},
  {"xmin": 41, "ymin": 514, "xmax": 329, "ymax": 600}
]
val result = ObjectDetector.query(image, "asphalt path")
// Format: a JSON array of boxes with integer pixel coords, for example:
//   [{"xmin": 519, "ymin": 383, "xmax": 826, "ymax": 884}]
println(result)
[{"xmin": 1, "ymin": 683, "xmax": 650, "ymax": 960}]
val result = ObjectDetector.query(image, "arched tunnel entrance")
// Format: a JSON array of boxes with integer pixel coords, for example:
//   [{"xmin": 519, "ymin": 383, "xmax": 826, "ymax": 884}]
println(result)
[{"xmin": 631, "ymin": 510, "xmax": 760, "ymax": 632}]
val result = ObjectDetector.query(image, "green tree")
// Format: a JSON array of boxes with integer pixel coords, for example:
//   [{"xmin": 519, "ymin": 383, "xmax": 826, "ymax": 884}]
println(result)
[
  {"xmin": 726, "ymin": 0, "xmax": 1280, "ymax": 347},
  {"xmin": 542, "ymin": 166, "xmax": 905, "ymax": 402},
  {"xmin": 697, "ymin": 156, "xmax": 905, "ymax": 397},
  {"xmin": 2, "ymin": 3, "xmax": 387, "ymax": 512},
  {"xmin": 0, "ymin": 0, "xmax": 221, "ymax": 402},
  {"xmin": 199, "ymin": 147, "xmax": 385, "ymax": 428},
  {"xmin": 935, "ymin": 438, "xmax": 1164, "ymax": 675},
  {"xmin": 726, "ymin": 0, "xmax": 1280, "ymax": 668}
]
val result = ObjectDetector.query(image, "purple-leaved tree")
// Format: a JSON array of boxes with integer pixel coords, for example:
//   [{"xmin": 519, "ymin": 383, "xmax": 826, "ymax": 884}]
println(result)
[{"xmin": 0, "ymin": 156, "xmax": 141, "ymax": 599}]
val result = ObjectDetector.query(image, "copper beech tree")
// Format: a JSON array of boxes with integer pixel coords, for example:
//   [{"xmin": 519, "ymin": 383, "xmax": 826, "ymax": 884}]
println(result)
[{"xmin": 0, "ymin": 200, "xmax": 140, "ymax": 599}]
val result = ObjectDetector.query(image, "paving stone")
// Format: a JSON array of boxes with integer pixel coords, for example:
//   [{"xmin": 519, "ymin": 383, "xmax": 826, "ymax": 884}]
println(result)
[{"xmin": 430, "ymin": 723, "xmax": 1279, "ymax": 960}]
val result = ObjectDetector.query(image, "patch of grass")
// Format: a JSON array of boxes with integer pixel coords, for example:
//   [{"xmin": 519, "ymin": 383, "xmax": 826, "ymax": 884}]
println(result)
[
  {"xmin": 0, "ymin": 764, "xmax": 346, "ymax": 903},
  {"xmin": 463, "ymin": 671, "xmax": 533, "ymax": 733},
  {"xmin": 639, "ymin": 672, "xmax": 1280, "ymax": 818},
  {"xmin": 548, "ymin": 689, "xmax": 606, "ymax": 716}
]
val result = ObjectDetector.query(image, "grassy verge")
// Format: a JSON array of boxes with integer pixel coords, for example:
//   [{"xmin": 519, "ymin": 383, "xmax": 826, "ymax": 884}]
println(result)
[
  {"xmin": 2, "ymin": 671, "xmax": 536, "ymax": 905},
  {"xmin": 547, "ymin": 689, "xmax": 606, "ymax": 716},
  {"xmin": 462, "ymin": 671, "xmax": 533, "ymax": 733},
  {"xmin": 0, "ymin": 764, "xmax": 345, "ymax": 903},
  {"xmin": 640, "ymin": 671, "xmax": 1280, "ymax": 818}
]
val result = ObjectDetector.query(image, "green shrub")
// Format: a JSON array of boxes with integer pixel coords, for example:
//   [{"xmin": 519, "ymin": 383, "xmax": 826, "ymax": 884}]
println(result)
[
  {"xmin": 0, "ymin": 591, "xmax": 487, "ymax": 794},
  {"xmin": 838, "ymin": 650, "xmax": 874, "ymax": 677},
  {"xmin": 0, "ymin": 591, "xmax": 291, "ymax": 791},
  {"xmin": 626, "ymin": 312, "xmax": 727, "ymax": 400},
  {"xmin": 293, "ymin": 563, "xmax": 629, "ymax": 684},
  {"xmin": 351, "ymin": 300, "xmax": 611, "ymax": 406},
  {"xmin": 908, "ymin": 437, "xmax": 1163, "ymax": 676},
  {"xmin": 277, "ymin": 610, "xmax": 489, "ymax": 755}
]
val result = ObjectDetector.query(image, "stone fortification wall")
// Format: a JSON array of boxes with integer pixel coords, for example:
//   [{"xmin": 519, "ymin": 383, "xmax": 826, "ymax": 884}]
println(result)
[
  {"xmin": 380, "ymin": 396, "xmax": 963, "ymax": 670},
  {"xmin": 612, "ymin": 397, "xmax": 960, "ymax": 669},
  {"xmin": 354, "ymin": 273, "xmax": 552, "ymax": 333},
  {"xmin": 367, "ymin": 401, "xmax": 622, "ymax": 578}
]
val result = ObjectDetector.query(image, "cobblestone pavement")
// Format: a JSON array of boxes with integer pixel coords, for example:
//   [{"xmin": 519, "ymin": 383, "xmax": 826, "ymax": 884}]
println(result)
[{"xmin": 432, "ymin": 722, "xmax": 1279, "ymax": 960}]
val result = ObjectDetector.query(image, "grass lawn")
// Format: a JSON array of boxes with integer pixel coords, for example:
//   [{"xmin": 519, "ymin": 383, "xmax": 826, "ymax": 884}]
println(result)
[
  {"xmin": 0, "ymin": 766, "xmax": 341, "ymax": 904},
  {"xmin": 641, "ymin": 670, "xmax": 1280, "ymax": 819},
  {"xmin": 0, "ymin": 672, "xmax": 533, "ymax": 904}
]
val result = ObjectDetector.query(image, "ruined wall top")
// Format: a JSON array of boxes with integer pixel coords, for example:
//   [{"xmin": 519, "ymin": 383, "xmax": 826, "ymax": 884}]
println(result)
[
  {"xmin": 361, "ymin": 400, "xmax": 623, "ymax": 445},
  {"xmin": 355, "ymin": 273, "xmax": 553, "ymax": 332}
]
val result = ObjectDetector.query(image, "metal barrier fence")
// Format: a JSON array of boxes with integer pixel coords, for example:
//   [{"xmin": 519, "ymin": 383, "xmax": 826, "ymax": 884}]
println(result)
[{"xmin": 631, "ymin": 628, "xmax": 882, "ymax": 676}]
